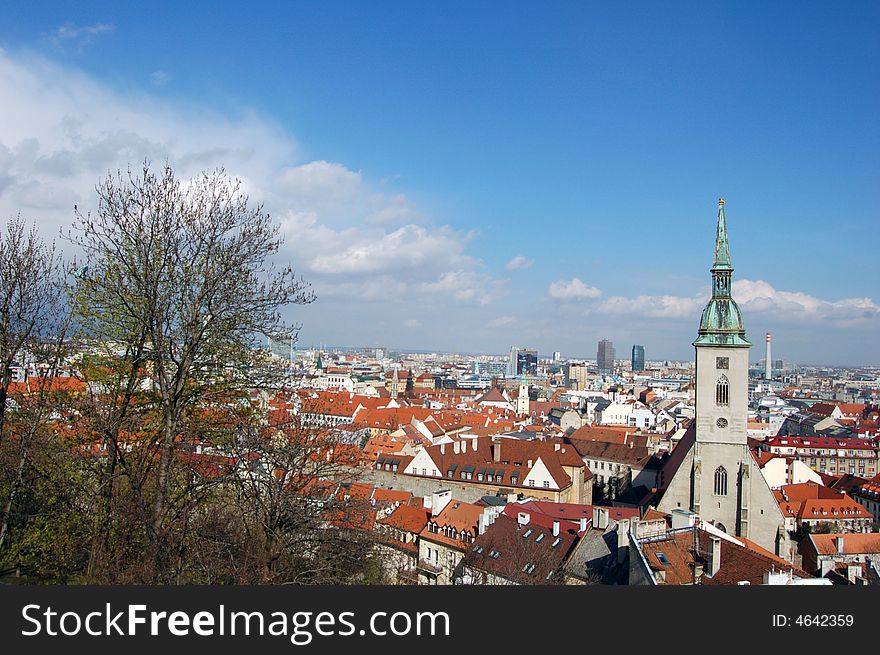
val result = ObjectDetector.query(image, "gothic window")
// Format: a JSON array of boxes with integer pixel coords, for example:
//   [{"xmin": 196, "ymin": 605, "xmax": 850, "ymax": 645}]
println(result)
[
  {"xmin": 716, "ymin": 375, "xmax": 729, "ymax": 406},
  {"xmin": 714, "ymin": 466, "xmax": 728, "ymax": 496}
]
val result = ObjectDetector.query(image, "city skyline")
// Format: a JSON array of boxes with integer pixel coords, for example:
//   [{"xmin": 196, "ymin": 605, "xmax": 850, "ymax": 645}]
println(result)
[{"xmin": 0, "ymin": 3, "xmax": 877, "ymax": 366}]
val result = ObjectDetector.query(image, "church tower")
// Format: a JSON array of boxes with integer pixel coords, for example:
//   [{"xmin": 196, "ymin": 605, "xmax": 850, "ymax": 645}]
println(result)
[
  {"xmin": 657, "ymin": 199, "xmax": 788, "ymax": 557},
  {"xmin": 693, "ymin": 197, "xmax": 750, "ymax": 450},
  {"xmin": 516, "ymin": 375, "xmax": 529, "ymax": 416}
]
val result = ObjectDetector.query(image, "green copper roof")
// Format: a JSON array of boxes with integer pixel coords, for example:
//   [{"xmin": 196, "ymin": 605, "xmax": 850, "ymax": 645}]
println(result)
[
  {"xmin": 712, "ymin": 198, "xmax": 732, "ymax": 271},
  {"xmin": 694, "ymin": 198, "xmax": 751, "ymax": 348}
]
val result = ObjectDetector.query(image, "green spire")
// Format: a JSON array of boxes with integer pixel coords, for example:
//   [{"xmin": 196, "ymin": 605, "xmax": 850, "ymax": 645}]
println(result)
[
  {"xmin": 712, "ymin": 198, "xmax": 732, "ymax": 271},
  {"xmin": 694, "ymin": 197, "xmax": 751, "ymax": 348}
]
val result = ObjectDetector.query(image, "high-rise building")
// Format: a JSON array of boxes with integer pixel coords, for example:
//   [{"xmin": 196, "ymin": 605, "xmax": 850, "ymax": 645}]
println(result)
[
  {"xmin": 566, "ymin": 362, "xmax": 590, "ymax": 390},
  {"xmin": 516, "ymin": 349, "xmax": 538, "ymax": 376},
  {"xmin": 631, "ymin": 345, "xmax": 645, "ymax": 372},
  {"xmin": 507, "ymin": 347, "xmax": 519, "ymax": 377},
  {"xmin": 657, "ymin": 198, "xmax": 788, "ymax": 557},
  {"xmin": 508, "ymin": 346, "xmax": 538, "ymax": 376},
  {"xmin": 597, "ymin": 339, "xmax": 615, "ymax": 373}
]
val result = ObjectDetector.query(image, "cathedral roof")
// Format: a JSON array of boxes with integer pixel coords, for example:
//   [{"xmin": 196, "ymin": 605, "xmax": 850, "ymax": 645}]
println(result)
[{"xmin": 694, "ymin": 198, "xmax": 751, "ymax": 348}]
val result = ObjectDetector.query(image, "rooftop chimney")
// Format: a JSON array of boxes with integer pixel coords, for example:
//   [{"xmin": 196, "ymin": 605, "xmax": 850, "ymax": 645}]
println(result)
[
  {"xmin": 836, "ymin": 536, "xmax": 845, "ymax": 555},
  {"xmin": 579, "ymin": 517, "xmax": 588, "ymax": 532},
  {"xmin": 492, "ymin": 443, "xmax": 501, "ymax": 463},
  {"xmin": 517, "ymin": 512, "xmax": 530, "ymax": 527},
  {"xmin": 707, "ymin": 536, "xmax": 722, "ymax": 577},
  {"xmin": 592, "ymin": 506, "xmax": 609, "ymax": 530},
  {"xmin": 552, "ymin": 521, "xmax": 560, "ymax": 537},
  {"xmin": 847, "ymin": 564, "xmax": 860, "ymax": 584},
  {"xmin": 431, "ymin": 490, "xmax": 452, "ymax": 517},
  {"xmin": 671, "ymin": 508, "xmax": 696, "ymax": 530}
]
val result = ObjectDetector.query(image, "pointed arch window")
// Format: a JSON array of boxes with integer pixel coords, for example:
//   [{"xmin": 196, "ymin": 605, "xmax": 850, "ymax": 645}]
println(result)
[
  {"xmin": 716, "ymin": 375, "xmax": 729, "ymax": 406},
  {"xmin": 714, "ymin": 466, "xmax": 728, "ymax": 496}
]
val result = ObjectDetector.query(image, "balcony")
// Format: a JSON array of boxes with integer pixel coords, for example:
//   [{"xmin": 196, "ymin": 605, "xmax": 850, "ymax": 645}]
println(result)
[{"xmin": 417, "ymin": 559, "xmax": 443, "ymax": 575}]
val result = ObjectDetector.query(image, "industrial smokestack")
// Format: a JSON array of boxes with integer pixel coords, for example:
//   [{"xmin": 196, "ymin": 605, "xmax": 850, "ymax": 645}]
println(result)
[{"xmin": 765, "ymin": 332, "xmax": 772, "ymax": 380}]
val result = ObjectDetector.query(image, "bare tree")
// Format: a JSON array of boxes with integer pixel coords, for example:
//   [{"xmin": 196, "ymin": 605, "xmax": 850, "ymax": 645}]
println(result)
[
  {"xmin": 67, "ymin": 162, "xmax": 315, "ymax": 581},
  {"xmin": 0, "ymin": 216, "xmax": 65, "ymax": 442},
  {"xmin": 220, "ymin": 398, "xmax": 381, "ymax": 584},
  {"xmin": 0, "ymin": 216, "xmax": 69, "ymax": 554}
]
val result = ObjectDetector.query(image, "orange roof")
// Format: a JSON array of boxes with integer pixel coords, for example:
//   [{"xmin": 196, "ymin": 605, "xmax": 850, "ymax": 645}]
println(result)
[
  {"xmin": 568, "ymin": 424, "xmax": 634, "ymax": 444},
  {"xmin": 8, "ymin": 376, "xmax": 86, "ymax": 395},
  {"xmin": 353, "ymin": 406, "xmax": 435, "ymax": 430},
  {"xmin": 422, "ymin": 500, "xmax": 483, "ymax": 540},
  {"xmin": 372, "ymin": 488, "xmax": 413, "ymax": 504},
  {"xmin": 810, "ymin": 533, "xmax": 880, "ymax": 555},
  {"xmin": 381, "ymin": 505, "xmax": 430, "ymax": 533}
]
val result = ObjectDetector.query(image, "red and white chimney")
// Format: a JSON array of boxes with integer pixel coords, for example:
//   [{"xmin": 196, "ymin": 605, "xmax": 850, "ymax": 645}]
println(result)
[{"xmin": 765, "ymin": 332, "xmax": 772, "ymax": 380}]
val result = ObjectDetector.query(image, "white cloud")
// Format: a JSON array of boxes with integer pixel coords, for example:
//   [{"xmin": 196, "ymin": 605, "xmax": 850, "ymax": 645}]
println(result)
[
  {"xmin": 597, "ymin": 294, "xmax": 705, "ymax": 319},
  {"xmin": 415, "ymin": 270, "xmax": 505, "ymax": 306},
  {"xmin": 548, "ymin": 277, "xmax": 602, "ymax": 301},
  {"xmin": 49, "ymin": 23, "xmax": 114, "ymax": 49},
  {"xmin": 486, "ymin": 315, "xmax": 516, "ymax": 328},
  {"xmin": 732, "ymin": 279, "xmax": 879, "ymax": 327},
  {"xmin": 589, "ymin": 279, "xmax": 878, "ymax": 328},
  {"xmin": 150, "ymin": 70, "xmax": 171, "ymax": 87},
  {"xmin": 505, "ymin": 255, "xmax": 533, "ymax": 271},
  {"xmin": 306, "ymin": 223, "xmax": 474, "ymax": 276},
  {"xmin": 0, "ymin": 49, "xmax": 503, "ymax": 311},
  {"xmin": 403, "ymin": 319, "xmax": 421, "ymax": 328}
]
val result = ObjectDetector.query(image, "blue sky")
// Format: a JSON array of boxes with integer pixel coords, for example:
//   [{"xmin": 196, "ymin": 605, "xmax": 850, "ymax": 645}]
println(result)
[{"xmin": 1, "ymin": 2, "xmax": 878, "ymax": 364}]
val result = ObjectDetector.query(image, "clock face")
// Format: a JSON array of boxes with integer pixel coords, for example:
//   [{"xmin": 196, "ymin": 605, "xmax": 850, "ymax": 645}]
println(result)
[
  {"xmin": 716, "ymin": 417, "xmax": 728, "ymax": 428},
  {"xmin": 716, "ymin": 357, "xmax": 729, "ymax": 370}
]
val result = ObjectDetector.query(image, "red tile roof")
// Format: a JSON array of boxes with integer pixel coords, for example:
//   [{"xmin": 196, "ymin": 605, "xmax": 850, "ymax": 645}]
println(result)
[
  {"xmin": 810, "ymin": 533, "xmax": 880, "ymax": 556},
  {"xmin": 380, "ymin": 505, "xmax": 430, "ymax": 534}
]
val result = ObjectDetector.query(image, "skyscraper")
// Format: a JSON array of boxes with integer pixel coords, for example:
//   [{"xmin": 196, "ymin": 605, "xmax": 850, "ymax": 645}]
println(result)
[
  {"xmin": 507, "ymin": 346, "xmax": 519, "ymax": 377},
  {"xmin": 631, "ymin": 345, "xmax": 645, "ymax": 372},
  {"xmin": 516, "ymin": 349, "xmax": 538, "ymax": 375},
  {"xmin": 597, "ymin": 339, "xmax": 615, "ymax": 373},
  {"xmin": 508, "ymin": 346, "xmax": 537, "ymax": 376}
]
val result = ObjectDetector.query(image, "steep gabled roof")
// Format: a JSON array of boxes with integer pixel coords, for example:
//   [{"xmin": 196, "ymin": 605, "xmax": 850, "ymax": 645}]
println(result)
[{"xmin": 462, "ymin": 514, "xmax": 578, "ymax": 583}]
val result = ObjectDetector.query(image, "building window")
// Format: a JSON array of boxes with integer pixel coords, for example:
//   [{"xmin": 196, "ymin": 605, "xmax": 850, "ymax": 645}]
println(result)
[
  {"xmin": 714, "ymin": 466, "xmax": 728, "ymax": 496},
  {"xmin": 716, "ymin": 375, "xmax": 730, "ymax": 406}
]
